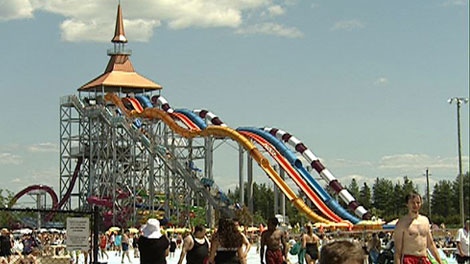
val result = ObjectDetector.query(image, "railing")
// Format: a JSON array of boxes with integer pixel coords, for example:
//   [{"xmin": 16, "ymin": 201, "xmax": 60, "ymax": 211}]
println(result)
[{"xmin": 65, "ymin": 96, "xmax": 235, "ymax": 217}]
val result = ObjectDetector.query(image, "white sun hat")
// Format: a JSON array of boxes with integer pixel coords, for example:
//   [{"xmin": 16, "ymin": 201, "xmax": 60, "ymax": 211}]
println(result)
[{"xmin": 141, "ymin": 218, "xmax": 163, "ymax": 239}]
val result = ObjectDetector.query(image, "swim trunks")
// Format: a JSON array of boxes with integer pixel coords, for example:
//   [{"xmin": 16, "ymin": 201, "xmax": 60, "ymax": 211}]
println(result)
[
  {"xmin": 265, "ymin": 248, "xmax": 284, "ymax": 264},
  {"xmin": 402, "ymin": 255, "xmax": 431, "ymax": 264}
]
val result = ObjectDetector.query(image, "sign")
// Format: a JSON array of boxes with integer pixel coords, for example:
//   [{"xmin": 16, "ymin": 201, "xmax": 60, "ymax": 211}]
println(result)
[{"xmin": 66, "ymin": 217, "xmax": 90, "ymax": 251}]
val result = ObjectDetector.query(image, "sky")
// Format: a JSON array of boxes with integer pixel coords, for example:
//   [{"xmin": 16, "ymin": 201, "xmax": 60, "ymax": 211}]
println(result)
[{"xmin": 0, "ymin": 0, "xmax": 468, "ymax": 208}]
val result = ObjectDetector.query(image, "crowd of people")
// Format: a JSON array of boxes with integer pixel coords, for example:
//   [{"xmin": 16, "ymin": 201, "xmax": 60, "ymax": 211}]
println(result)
[{"xmin": 0, "ymin": 191, "xmax": 468, "ymax": 264}]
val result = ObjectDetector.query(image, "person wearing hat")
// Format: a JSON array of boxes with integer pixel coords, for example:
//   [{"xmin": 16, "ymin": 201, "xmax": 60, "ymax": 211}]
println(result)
[
  {"xmin": 455, "ymin": 219, "xmax": 470, "ymax": 264},
  {"xmin": 139, "ymin": 218, "xmax": 170, "ymax": 264}
]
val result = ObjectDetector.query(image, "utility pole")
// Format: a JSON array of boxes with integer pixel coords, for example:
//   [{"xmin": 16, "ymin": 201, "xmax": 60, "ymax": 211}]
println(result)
[
  {"xmin": 448, "ymin": 97, "xmax": 469, "ymax": 226},
  {"xmin": 425, "ymin": 168, "xmax": 431, "ymax": 220}
]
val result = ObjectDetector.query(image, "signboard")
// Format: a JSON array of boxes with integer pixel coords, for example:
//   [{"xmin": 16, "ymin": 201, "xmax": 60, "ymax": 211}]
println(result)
[{"xmin": 66, "ymin": 217, "xmax": 90, "ymax": 251}]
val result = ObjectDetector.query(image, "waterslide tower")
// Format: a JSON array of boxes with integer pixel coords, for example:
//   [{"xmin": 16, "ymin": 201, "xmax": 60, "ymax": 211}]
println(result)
[{"xmin": 58, "ymin": 5, "xmax": 229, "ymax": 227}]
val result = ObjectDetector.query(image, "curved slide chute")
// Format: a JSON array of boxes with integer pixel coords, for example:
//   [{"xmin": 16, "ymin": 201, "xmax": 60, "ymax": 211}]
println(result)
[
  {"xmin": 135, "ymin": 95, "xmax": 153, "ymax": 109},
  {"xmin": 239, "ymin": 130, "xmax": 339, "ymax": 223},
  {"xmin": 52, "ymin": 157, "xmax": 83, "ymax": 214},
  {"xmin": 189, "ymin": 108, "xmax": 359, "ymax": 223},
  {"xmin": 193, "ymin": 109, "xmax": 227, "ymax": 127},
  {"xmin": 264, "ymin": 127, "xmax": 371, "ymax": 220},
  {"xmin": 105, "ymin": 93, "xmax": 330, "ymax": 222},
  {"xmin": 87, "ymin": 196, "xmax": 114, "ymax": 208},
  {"xmin": 175, "ymin": 110, "xmax": 333, "ymax": 223},
  {"xmin": 172, "ymin": 112, "xmax": 200, "ymax": 131},
  {"xmin": 121, "ymin": 97, "xmax": 144, "ymax": 113},
  {"xmin": 9, "ymin": 185, "xmax": 59, "ymax": 209},
  {"xmin": 10, "ymin": 157, "xmax": 83, "ymax": 222},
  {"xmin": 175, "ymin": 109, "xmax": 208, "ymax": 130},
  {"xmin": 239, "ymin": 127, "xmax": 360, "ymax": 224}
]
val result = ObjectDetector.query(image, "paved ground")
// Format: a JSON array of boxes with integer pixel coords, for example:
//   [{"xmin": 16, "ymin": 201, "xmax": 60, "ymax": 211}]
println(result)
[{"xmin": 91, "ymin": 247, "xmax": 299, "ymax": 264}]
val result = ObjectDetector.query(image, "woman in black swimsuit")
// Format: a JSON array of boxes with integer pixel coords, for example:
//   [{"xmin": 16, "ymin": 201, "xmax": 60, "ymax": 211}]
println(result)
[
  {"xmin": 302, "ymin": 223, "xmax": 320, "ymax": 264},
  {"xmin": 208, "ymin": 218, "xmax": 245, "ymax": 264}
]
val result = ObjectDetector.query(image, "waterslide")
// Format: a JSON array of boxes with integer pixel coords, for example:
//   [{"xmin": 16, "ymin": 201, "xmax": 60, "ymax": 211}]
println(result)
[
  {"xmin": 105, "ymin": 93, "xmax": 332, "ymax": 223},
  {"xmin": 122, "ymin": 97, "xmax": 144, "ymax": 113},
  {"xmin": 239, "ymin": 127, "xmax": 361, "ymax": 224},
  {"xmin": 9, "ymin": 157, "xmax": 83, "ymax": 222},
  {"xmin": 264, "ymin": 127, "xmax": 371, "ymax": 220},
  {"xmin": 171, "ymin": 103, "xmax": 359, "ymax": 223},
  {"xmin": 151, "ymin": 98, "xmax": 343, "ymax": 223},
  {"xmin": 188, "ymin": 107, "xmax": 362, "ymax": 223},
  {"xmin": 238, "ymin": 130, "xmax": 340, "ymax": 223},
  {"xmin": 9, "ymin": 185, "xmax": 59, "ymax": 209}
]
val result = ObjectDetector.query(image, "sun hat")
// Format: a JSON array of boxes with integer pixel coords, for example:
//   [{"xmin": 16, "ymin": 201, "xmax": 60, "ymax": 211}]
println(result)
[{"xmin": 141, "ymin": 218, "xmax": 163, "ymax": 239}]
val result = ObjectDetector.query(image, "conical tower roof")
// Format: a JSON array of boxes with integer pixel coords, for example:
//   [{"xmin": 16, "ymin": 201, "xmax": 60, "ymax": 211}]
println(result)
[{"xmin": 78, "ymin": 4, "xmax": 162, "ymax": 93}]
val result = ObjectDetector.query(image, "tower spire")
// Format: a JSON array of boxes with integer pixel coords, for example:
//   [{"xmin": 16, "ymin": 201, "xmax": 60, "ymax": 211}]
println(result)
[
  {"xmin": 78, "ymin": 2, "xmax": 162, "ymax": 92},
  {"xmin": 112, "ymin": 3, "xmax": 127, "ymax": 43}
]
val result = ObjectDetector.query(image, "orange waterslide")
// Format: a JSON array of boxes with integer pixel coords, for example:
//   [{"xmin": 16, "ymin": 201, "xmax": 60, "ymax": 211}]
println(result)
[
  {"xmin": 105, "ymin": 93, "xmax": 330, "ymax": 222},
  {"xmin": 240, "ymin": 131, "xmax": 342, "ymax": 223}
]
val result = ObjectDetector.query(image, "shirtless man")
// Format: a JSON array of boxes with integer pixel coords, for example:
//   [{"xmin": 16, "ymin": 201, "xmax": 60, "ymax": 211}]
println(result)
[
  {"xmin": 393, "ymin": 191, "xmax": 443, "ymax": 264},
  {"xmin": 260, "ymin": 217, "xmax": 287, "ymax": 264}
]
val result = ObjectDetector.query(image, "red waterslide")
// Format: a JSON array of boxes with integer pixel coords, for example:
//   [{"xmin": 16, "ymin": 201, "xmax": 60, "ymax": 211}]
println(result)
[
  {"xmin": 239, "ymin": 131, "xmax": 343, "ymax": 223},
  {"xmin": 9, "ymin": 157, "xmax": 83, "ymax": 222}
]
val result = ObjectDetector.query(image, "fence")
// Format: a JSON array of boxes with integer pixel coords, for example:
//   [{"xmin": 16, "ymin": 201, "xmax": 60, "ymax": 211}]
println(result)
[{"xmin": 0, "ymin": 207, "xmax": 100, "ymax": 264}]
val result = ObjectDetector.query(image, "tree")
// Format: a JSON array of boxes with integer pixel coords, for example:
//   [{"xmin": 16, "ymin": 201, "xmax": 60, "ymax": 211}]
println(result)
[
  {"xmin": 348, "ymin": 179, "xmax": 360, "ymax": 199},
  {"xmin": 358, "ymin": 183, "xmax": 371, "ymax": 209},
  {"xmin": 391, "ymin": 183, "xmax": 404, "ymax": 218},
  {"xmin": 0, "ymin": 189, "xmax": 14, "ymax": 227},
  {"xmin": 431, "ymin": 180, "xmax": 456, "ymax": 222},
  {"xmin": 372, "ymin": 178, "xmax": 394, "ymax": 216},
  {"xmin": 451, "ymin": 172, "xmax": 470, "ymax": 222}
]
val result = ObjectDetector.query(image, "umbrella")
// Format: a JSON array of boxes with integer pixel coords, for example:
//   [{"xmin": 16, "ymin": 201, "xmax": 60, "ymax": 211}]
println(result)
[
  {"xmin": 128, "ymin": 227, "xmax": 139, "ymax": 234},
  {"xmin": 108, "ymin": 227, "xmax": 120, "ymax": 232}
]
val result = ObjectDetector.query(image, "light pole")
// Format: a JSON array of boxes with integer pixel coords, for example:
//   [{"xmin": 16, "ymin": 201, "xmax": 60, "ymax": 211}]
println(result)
[
  {"xmin": 448, "ymin": 97, "xmax": 469, "ymax": 226},
  {"xmin": 425, "ymin": 168, "xmax": 431, "ymax": 220}
]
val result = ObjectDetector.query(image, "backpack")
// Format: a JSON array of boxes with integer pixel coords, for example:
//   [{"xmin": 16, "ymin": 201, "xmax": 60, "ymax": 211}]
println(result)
[{"xmin": 289, "ymin": 242, "xmax": 301, "ymax": 255}]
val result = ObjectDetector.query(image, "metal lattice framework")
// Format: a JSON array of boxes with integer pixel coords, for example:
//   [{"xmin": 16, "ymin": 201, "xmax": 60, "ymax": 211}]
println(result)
[{"xmin": 58, "ymin": 93, "xmax": 235, "ymax": 227}]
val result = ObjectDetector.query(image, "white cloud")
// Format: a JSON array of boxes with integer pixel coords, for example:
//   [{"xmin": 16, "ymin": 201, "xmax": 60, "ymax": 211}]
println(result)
[
  {"xmin": 0, "ymin": 0, "xmax": 34, "ymax": 21},
  {"xmin": 1, "ymin": 0, "xmax": 301, "ymax": 41},
  {"xmin": 61, "ymin": 18, "xmax": 160, "ymax": 42},
  {"xmin": 340, "ymin": 173, "xmax": 375, "ymax": 186},
  {"xmin": 28, "ymin": 142, "xmax": 58, "ymax": 153},
  {"xmin": 374, "ymin": 77, "xmax": 389, "ymax": 86},
  {"xmin": 236, "ymin": 22, "xmax": 303, "ymax": 38},
  {"xmin": 328, "ymin": 158, "xmax": 374, "ymax": 168},
  {"xmin": 266, "ymin": 5, "xmax": 285, "ymax": 17},
  {"xmin": 331, "ymin": 19, "xmax": 365, "ymax": 31},
  {"xmin": 379, "ymin": 153, "xmax": 469, "ymax": 172},
  {"xmin": 0, "ymin": 153, "xmax": 23, "ymax": 165}
]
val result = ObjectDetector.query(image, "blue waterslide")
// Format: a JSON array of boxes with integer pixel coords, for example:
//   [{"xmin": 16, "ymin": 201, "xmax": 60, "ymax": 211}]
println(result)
[
  {"xmin": 175, "ymin": 109, "xmax": 208, "ymax": 129},
  {"xmin": 237, "ymin": 127, "xmax": 361, "ymax": 224},
  {"xmin": 135, "ymin": 95, "xmax": 154, "ymax": 108}
]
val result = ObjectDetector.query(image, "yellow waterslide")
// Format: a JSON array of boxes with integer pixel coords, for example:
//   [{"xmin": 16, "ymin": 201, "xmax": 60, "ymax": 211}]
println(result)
[{"xmin": 105, "ymin": 93, "xmax": 330, "ymax": 223}]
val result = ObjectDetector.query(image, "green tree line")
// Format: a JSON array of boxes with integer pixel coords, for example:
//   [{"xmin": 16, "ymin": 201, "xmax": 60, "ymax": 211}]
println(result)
[
  {"xmin": 1, "ymin": 172, "xmax": 468, "ymax": 228},
  {"xmin": 228, "ymin": 172, "xmax": 469, "ymax": 227}
]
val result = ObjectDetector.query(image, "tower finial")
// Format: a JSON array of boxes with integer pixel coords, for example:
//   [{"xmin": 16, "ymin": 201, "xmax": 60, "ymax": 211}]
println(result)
[{"xmin": 112, "ymin": 3, "xmax": 127, "ymax": 43}]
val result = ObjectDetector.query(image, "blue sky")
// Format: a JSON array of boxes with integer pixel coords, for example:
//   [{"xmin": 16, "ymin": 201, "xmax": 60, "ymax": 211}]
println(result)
[{"xmin": 0, "ymin": 0, "xmax": 468, "ymax": 207}]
